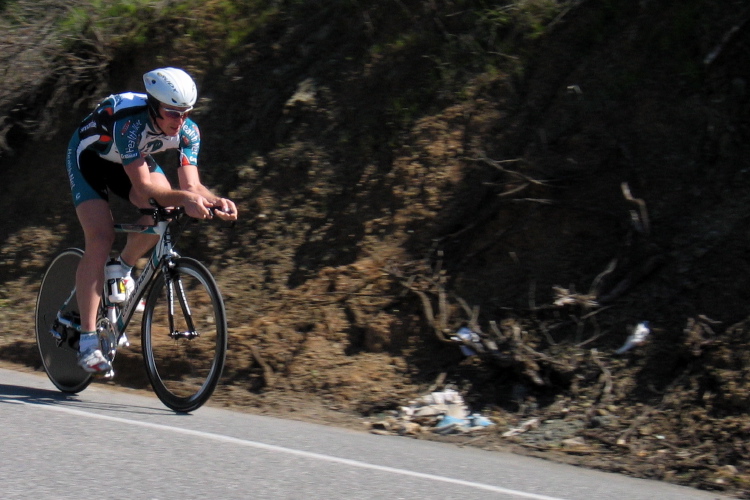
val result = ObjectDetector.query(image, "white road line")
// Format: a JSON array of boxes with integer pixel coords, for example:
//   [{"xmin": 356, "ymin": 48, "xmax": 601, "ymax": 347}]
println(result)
[{"xmin": 17, "ymin": 400, "xmax": 566, "ymax": 500}]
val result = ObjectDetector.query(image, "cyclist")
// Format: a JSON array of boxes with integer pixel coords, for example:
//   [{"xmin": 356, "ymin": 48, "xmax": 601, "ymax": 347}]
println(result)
[{"xmin": 66, "ymin": 67, "xmax": 238, "ymax": 374}]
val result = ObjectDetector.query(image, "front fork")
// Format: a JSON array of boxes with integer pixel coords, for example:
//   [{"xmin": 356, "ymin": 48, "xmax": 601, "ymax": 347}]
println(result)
[{"xmin": 164, "ymin": 261, "xmax": 200, "ymax": 340}]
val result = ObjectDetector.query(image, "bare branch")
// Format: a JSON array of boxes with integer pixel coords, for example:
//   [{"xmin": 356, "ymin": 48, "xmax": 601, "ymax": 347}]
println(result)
[
  {"xmin": 474, "ymin": 154, "xmax": 550, "ymax": 186},
  {"xmin": 621, "ymin": 182, "xmax": 650, "ymax": 235}
]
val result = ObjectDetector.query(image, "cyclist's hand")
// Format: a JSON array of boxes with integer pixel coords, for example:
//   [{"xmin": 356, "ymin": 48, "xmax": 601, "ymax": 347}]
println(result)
[
  {"xmin": 184, "ymin": 194, "xmax": 213, "ymax": 220},
  {"xmin": 212, "ymin": 198, "xmax": 238, "ymax": 221}
]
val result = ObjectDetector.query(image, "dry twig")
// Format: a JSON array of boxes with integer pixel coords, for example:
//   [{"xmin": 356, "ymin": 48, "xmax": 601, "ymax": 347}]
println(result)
[
  {"xmin": 249, "ymin": 343, "xmax": 275, "ymax": 387},
  {"xmin": 621, "ymin": 182, "xmax": 650, "ymax": 235}
]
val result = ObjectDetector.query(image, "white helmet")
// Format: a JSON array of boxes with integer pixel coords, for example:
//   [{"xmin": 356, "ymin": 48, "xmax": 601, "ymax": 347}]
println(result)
[{"xmin": 143, "ymin": 67, "xmax": 197, "ymax": 108}]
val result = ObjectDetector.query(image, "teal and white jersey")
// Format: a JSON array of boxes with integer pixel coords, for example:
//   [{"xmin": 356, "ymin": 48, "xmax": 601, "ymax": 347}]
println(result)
[{"xmin": 72, "ymin": 92, "xmax": 200, "ymax": 167}]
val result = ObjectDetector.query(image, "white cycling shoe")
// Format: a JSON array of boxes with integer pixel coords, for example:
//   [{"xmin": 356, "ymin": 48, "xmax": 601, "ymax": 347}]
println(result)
[{"xmin": 78, "ymin": 347, "xmax": 113, "ymax": 374}]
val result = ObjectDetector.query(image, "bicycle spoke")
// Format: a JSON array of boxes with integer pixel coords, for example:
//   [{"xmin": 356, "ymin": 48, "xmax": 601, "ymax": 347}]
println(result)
[{"xmin": 142, "ymin": 258, "xmax": 226, "ymax": 412}]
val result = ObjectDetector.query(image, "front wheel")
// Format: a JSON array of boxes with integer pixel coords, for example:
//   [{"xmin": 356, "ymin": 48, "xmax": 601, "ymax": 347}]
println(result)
[
  {"xmin": 35, "ymin": 248, "xmax": 92, "ymax": 393},
  {"xmin": 141, "ymin": 257, "xmax": 227, "ymax": 412}
]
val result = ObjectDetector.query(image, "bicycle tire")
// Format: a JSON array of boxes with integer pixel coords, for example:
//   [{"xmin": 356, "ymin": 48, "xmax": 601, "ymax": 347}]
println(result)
[
  {"xmin": 141, "ymin": 257, "xmax": 227, "ymax": 412},
  {"xmin": 35, "ymin": 248, "xmax": 92, "ymax": 393}
]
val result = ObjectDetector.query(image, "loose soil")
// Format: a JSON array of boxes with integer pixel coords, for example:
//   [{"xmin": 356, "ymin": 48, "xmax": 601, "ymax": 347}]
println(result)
[{"xmin": 2, "ymin": 1, "xmax": 750, "ymax": 498}]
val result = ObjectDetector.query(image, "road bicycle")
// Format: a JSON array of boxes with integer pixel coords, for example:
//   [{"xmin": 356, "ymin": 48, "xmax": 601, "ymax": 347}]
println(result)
[{"xmin": 35, "ymin": 202, "xmax": 228, "ymax": 412}]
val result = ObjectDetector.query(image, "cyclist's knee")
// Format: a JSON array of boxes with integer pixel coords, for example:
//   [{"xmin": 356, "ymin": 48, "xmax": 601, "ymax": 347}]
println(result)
[
  {"xmin": 81, "ymin": 222, "xmax": 116, "ymax": 252},
  {"xmin": 83, "ymin": 232, "xmax": 115, "ymax": 257}
]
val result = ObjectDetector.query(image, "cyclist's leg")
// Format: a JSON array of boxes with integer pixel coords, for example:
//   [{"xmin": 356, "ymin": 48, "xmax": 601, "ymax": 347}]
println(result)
[
  {"xmin": 67, "ymin": 147, "xmax": 116, "ymax": 335},
  {"xmin": 75, "ymin": 199, "xmax": 115, "ymax": 333},
  {"xmin": 120, "ymin": 161, "xmax": 170, "ymax": 266}
]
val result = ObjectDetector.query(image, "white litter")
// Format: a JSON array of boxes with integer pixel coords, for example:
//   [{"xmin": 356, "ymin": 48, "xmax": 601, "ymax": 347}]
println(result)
[{"xmin": 615, "ymin": 321, "xmax": 650, "ymax": 354}]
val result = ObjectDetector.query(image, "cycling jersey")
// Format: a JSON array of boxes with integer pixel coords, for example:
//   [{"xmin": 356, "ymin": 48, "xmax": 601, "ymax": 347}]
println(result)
[{"xmin": 66, "ymin": 92, "xmax": 201, "ymax": 206}]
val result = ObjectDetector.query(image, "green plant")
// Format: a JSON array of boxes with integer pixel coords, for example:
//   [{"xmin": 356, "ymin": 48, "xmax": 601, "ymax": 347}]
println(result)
[{"xmin": 478, "ymin": 0, "xmax": 565, "ymax": 46}]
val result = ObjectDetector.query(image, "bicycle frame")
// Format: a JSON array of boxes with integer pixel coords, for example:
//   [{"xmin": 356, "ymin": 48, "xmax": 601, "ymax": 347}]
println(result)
[
  {"xmin": 38, "ymin": 203, "xmax": 228, "ymax": 410},
  {"xmin": 52, "ymin": 209, "xmax": 187, "ymax": 355},
  {"xmin": 112, "ymin": 219, "xmax": 174, "ymax": 340}
]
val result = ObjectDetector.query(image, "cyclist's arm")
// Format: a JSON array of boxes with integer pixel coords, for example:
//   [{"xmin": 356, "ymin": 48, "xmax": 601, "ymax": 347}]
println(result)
[
  {"xmin": 174, "ymin": 121, "xmax": 237, "ymax": 220},
  {"xmin": 124, "ymin": 157, "xmax": 212, "ymax": 219}
]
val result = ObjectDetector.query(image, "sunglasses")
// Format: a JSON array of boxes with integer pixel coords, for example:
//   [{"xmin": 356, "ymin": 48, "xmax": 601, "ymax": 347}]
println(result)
[{"xmin": 161, "ymin": 107, "xmax": 193, "ymax": 120}]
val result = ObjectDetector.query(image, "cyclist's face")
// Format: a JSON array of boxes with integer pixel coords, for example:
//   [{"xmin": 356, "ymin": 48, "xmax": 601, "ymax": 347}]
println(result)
[{"xmin": 155, "ymin": 105, "xmax": 191, "ymax": 136}]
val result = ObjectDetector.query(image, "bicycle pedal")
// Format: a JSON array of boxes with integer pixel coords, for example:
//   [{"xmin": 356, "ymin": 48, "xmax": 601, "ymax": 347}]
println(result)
[
  {"xmin": 101, "ymin": 369, "xmax": 115, "ymax": 379},
  {"xmin": 49, "ymin": 327, "xmax": 64, "ymax": 345}
]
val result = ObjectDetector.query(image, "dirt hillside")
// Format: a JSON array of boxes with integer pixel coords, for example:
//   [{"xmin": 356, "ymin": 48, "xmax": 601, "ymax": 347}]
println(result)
[{"xmin": 2, "ymin": 0, "xmax": 750, "ymax": 497}]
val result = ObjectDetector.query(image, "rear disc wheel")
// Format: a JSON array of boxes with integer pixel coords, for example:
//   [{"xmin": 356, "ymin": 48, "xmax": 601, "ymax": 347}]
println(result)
[{"xmin": 35, "ymin": 248, "xmax": 91, "ymax": 393}]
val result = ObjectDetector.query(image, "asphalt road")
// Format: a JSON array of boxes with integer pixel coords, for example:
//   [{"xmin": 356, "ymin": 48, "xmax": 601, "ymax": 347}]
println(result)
[{"xmin": 0, "ymin": 368, "xmax": 733, "ymax": 500}]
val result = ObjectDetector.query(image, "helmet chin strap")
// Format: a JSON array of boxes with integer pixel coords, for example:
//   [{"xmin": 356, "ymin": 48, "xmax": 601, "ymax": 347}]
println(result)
[
  {"xmin": 150, "ymin": 115, "xmax": 165, "ymax": 134},
  {"xmin": 147, "ymin": 95, "xmax": 164, "ymax": 120},
  {"xmin": 146, "ymin": 96, "xmax": 166, "ymax": 134}
]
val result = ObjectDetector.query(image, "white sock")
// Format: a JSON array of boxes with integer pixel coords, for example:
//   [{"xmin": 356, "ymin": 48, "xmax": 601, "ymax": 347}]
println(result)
[
  {"xmin": 79, "ymin": 332, "xmax": 99, "ymax": 352},
  {"xmin": 117, "ymin": 257, "xmax": 134, "ymax": 276}
]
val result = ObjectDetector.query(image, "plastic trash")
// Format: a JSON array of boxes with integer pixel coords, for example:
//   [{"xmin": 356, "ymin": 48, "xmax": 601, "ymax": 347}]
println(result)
[
  {"xmin": 451, "ymin": 327, "xmax": 482, "ymax": 356},
  {"xmin": 615, "ymin": 321, "xmax": 650, "ymax": 354},
  {"xmin": 468, "ymin": 414, "xmax": 493, "ymax": 427},
  {"xmin": 434, "ymin": 415, "xmax": 469, "ymax": 434}
]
